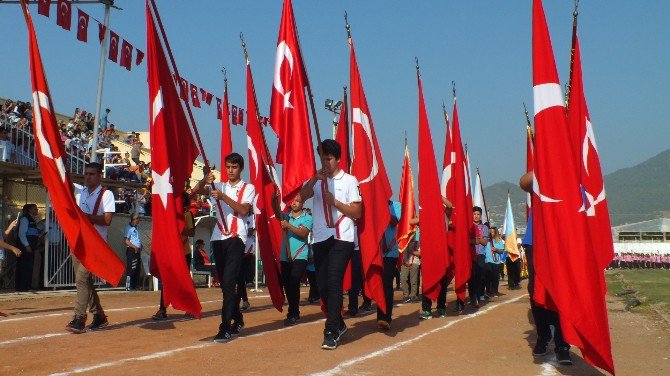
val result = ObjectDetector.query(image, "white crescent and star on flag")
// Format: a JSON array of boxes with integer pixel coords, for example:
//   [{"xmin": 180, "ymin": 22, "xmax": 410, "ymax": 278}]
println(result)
[
  {"xmin": 78, "ymin": 15, "xmax": 88, "ymax": 30},
  {"xmin": 150, "ymin": 88, "xmax": 173, "ymax": 209},
  {"xmin": 60, "ymin": 2, "xmax": 69, "ymax": 18},
  {"xmin": 32, "ymin": 91, "xmax": 66, "ymax": 183},
  {"xmin": 273, "ymin": 41, "xmax": 295, "ymax": 110},
  {"xmin": 352, "ymin": 108, "xmax": 378, "ymax": 184}
]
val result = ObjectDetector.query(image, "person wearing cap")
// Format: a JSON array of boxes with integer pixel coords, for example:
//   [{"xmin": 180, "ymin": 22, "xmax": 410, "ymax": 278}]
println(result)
[{"xmin": 376, "ymin": 200, "xmax": 402, "ymax": 330}]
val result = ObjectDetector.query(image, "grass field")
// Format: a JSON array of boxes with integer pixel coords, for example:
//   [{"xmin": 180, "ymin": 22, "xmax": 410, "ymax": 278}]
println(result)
[{"xmin": 606, "ymin": 269, "xmax": 670, "ymax": 314}]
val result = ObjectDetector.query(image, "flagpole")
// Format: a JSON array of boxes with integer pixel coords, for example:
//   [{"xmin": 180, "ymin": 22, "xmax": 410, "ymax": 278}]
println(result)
[
  {"xmin": 565, "ymin": 0, "xmax": 580, "ymax": 108},
  {"xmin": 476, "ymin": 168, "xmax": 491, "ymax": 223},
  {"xmin": 441, "ymin": 100, "xmax": 450, "ymax": 130},
  {"xmin": 240, "ymin": 32, "xmax": 292, "ymax": 262},
  {"xmin": 148, "ymin": 0, "xmax": 229, "ymax": 233},
  {"xmin": 523, "ymin": 102, "xmax": 534, "ymax": 138}
]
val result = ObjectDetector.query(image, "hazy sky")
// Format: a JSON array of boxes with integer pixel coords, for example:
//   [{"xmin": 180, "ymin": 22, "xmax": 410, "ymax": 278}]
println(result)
[{"xmin": 2, "ymin": 1, "xmax": 669, "ymax": 194}]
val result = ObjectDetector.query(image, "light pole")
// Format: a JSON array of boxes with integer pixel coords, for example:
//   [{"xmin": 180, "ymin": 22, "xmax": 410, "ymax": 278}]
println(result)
[
  {"xmin": 90, "ymin": 0, "xmax": 117, "ymax": 163},
  {"xmin": 324, "ymin": 99, "xmax": 343, "ymax": 138}
]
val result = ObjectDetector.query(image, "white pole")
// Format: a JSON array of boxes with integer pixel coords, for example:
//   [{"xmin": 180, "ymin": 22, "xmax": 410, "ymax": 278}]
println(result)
[
  {"xmin": 90, "ymin": 2, "xmax": 111, "ymax": 163},
  {"xmin": 251, "ymin": 236, "xmax": 262, "ymax": 292}
]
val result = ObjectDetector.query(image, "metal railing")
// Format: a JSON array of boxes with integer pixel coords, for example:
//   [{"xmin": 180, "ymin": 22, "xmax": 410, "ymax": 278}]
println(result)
[{"xmin": 1, "ymin": 117, "xmax": 90, "ymax": 175}]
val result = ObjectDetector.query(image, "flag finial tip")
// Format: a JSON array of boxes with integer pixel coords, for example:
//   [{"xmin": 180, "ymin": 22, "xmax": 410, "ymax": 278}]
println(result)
[
  {"xmin": 573, "ymin": 0, "xmax": 579, "ymax": 17},
  {"xmin": 221, "ymin": 67, "xmax": 227, "ymax": 81},
  {"xmin": 344, "ymin": 11, "xmax": 351, "ymax": 39},
  {"xmin": 240, "ymin": 32, "xmax": 250, "ymax": 62},
  {"xmin": 415, "ymin": 56, "xmax": 419, "ymax": 71}
]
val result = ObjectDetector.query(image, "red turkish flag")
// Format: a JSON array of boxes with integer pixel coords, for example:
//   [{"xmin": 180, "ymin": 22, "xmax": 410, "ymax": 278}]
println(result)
[
  {"xmin": 56, "ymin": 0, "xmax": 71, "ymax": 30},
  {"xmin": 335, "ymin": 91, "xmax": 350, "ymax": 172},
  {"xmin": 567, "ymin": 30, "xmax": 614, "ymax": 271},
  {"xmin": 135, "ymin": 49, "xmax": 145, "ymax": 66},
  {"xmin": 231, "ymin": 105, "xmax": 239, "ymax": 125},
  {"xmin": 97, "ymin": 21, "xmax": 106, "ymax": 44},
  {"xmin": 189, "ymin": 83, "xmax": 201, "ymax": 108},
  {"xmin": 464, "ymin": 148, "xmax": 473, "ymax": 209},
  {"xmin": 38, "ymin": 0, "xmax": 51, "ymax": 17},
  {"xmin": 440, "ymin": 109, "xmax": 453, "ymax": 201},
  {"xmin": 146, "ymin": 0, "xmax": 201, "ymax": 317},
  {"xmin": 526, "ymin": 124, "xmax": 534, "ymax": 220},
  {"xmin": 203, "ymin": 92, "xmax": 213, "ymax": 106},
  {"xmin": 215, "ymin": 97, "xmax": 222, "ymax": 119},
  {"xmin": 237, "ymin": 108, "xmax": 244, "ymax": 125},
  {"xmin": 349, "ymin": 37, "xmax": 390, "ymax": 312},
  {"xmin": 120, "ymin": 39, "xmax": 133, "ymax": 71},
  {"xmin": 245, "ymin": 62, "xmax": 285, "ymax": 312},
  {"xmin": 220, "ymin": 83, "xmax": 232, "ymax": 181},
  {"xmin": 440, "ymin": 105, "xmax": 455, "ymax": 274},
  {"xmin": 178, "ymin": 77, "xmax": 188, "ymax": 102},
  {"xmin": 396, "ymin": 143, "xmax": 417, "ymax": 253},
  {"xmin": 416, "ymin": 73, "xmax": 450, "ymax": 301},
  {"xmin": 22, "ymin": 3, "xmax": 124, "ymax": 286},
  {"xmin": 448, "ymin": 101, "xmax": 471, "ymax": 301},
  {"xmin": 76, "ymin": 9, "xmax": 89, "ymax": 43},
  {"xmin": 270, "ymin": 0, "xmax": 316, "ymax": 204},
  {"xmin": 532, "ymin": 1, "xmax": 613, "ymax": 373},
  {"xmin": 108, "ymin": 30, "xmax": 119, "ymax": 62}
]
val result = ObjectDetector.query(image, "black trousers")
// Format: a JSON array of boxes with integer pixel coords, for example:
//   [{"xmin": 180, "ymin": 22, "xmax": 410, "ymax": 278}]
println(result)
[
  {"xmin": 377, "ymin": 257, "xmax": 398, "ymax": 322},
  {"xmin": 348, "ymin": 248, "xmax": 363, "ymax": 310},
  {"xmin": 281, "ymin": 259, "xmax": 308, "ymax": 318},
  {"xmin": 125, "ymin": 247, "xmax": 141, "ymax": 289},
  {"xmin": 468, "ymin": 254, "xmax": 486, "ymax": 304},
  {"xmin": 237, "ymin": 254, "xmax": 254, "ymax": 303},
  {"xmin": 422, "ymin": 269, "xmax": 449, "ymax": 311},
  {"xmin": 15, "ymin": 240, "xmax": 36, "ymax": 291},
  {"xmin": 212, "ymin": 237, "xmax": 245, "ymax": 330},
  {"xmin": 314, "ymin": 236, "xmax": 353, "ymax": 333},
  {"xmin": 506, "ymin": 257, "xmax": 521, "ymax": 287},
  {"xmin": 485, "ymin": 263, "xmax": 501, "ymax": 294},
  {"xmin": 526, "ymin": 245, "xmax": 570, "ymax": 352},
  {"xmin": 306, "ymin": 268, "xmax": 319, "ymax": 300}
]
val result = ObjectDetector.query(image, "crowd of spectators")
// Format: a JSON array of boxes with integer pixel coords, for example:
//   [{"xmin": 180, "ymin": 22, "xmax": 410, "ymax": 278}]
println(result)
[{"xmin": 1, "ymin": 99, "xmax": 152, "ymax": 215}]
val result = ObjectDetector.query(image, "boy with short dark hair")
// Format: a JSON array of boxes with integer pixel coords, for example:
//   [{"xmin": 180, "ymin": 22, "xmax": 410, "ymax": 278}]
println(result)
[
  {"xmin": 299, "ymin": 139, "xmax": 362, "ymax": 350},
  {"xmin": 192, "ymin": 152, "xmax": 255, "ymax": 343}
]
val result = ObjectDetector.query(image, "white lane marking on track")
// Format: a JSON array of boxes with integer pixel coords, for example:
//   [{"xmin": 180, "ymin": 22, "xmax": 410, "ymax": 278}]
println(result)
[
  {"xmin": 0, "ymin": 299, "xmax": 219, "ymax": 324},
  {"xmin": 0, "ymin": 312, "xmax": 208, "ymax": 348},
  {"xmin": 539, "ymin": 361, "xmax": 559, "ymax": 376},
  {"xmin": 311, "ymin": 294, "xmax": 529, "ymax": 376},
  {"xmin": 0, "ymin": 293, "xmax": 300, "ymax": 346},
  {"xmin": 0, "ymin": 291, "xmax": 291, "ymax": 324},
  {"xmin": 0, "ymin": 333, "xmax": 66, "ymax": 347},
  {"xmin": 50, "ymin": 318, "xmax": 327, "ymax": 375}
]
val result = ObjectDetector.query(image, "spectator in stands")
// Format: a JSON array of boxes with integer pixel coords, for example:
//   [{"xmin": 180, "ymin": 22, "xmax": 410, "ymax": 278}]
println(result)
[
  {"xmin": 133, "ymin": 188, "xmax": 147, "ymax": 215},
  {"xmin": 0, "ymin": 126, "xmax": 16, "ymax": 163},
  {"xmin": 193, "ymin": 239, "xmax": 216, "ymax": 276},
  {"xmin": 130, "ymin": 141, "xmax": 142, "ymax": 165},
  {"xmin": 199, "ymin": 195, "xmax": 210, "ymax": 216},
  {"xmin": 103, "ymin": 124, "xmax": 117, "ymax": 142},
  {"xmin": 101, "ymin": 108, "xmax": 110, "ymax": 131}
]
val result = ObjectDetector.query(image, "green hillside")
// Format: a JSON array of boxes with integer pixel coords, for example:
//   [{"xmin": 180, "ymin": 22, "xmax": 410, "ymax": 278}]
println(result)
[
  {"xmin": 604, "ymin": 149, "xmax": 670, "ymax": 225},
  {"xmin": 483, "ymin": 149, "xmax": 670, "ymax": 229}
]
